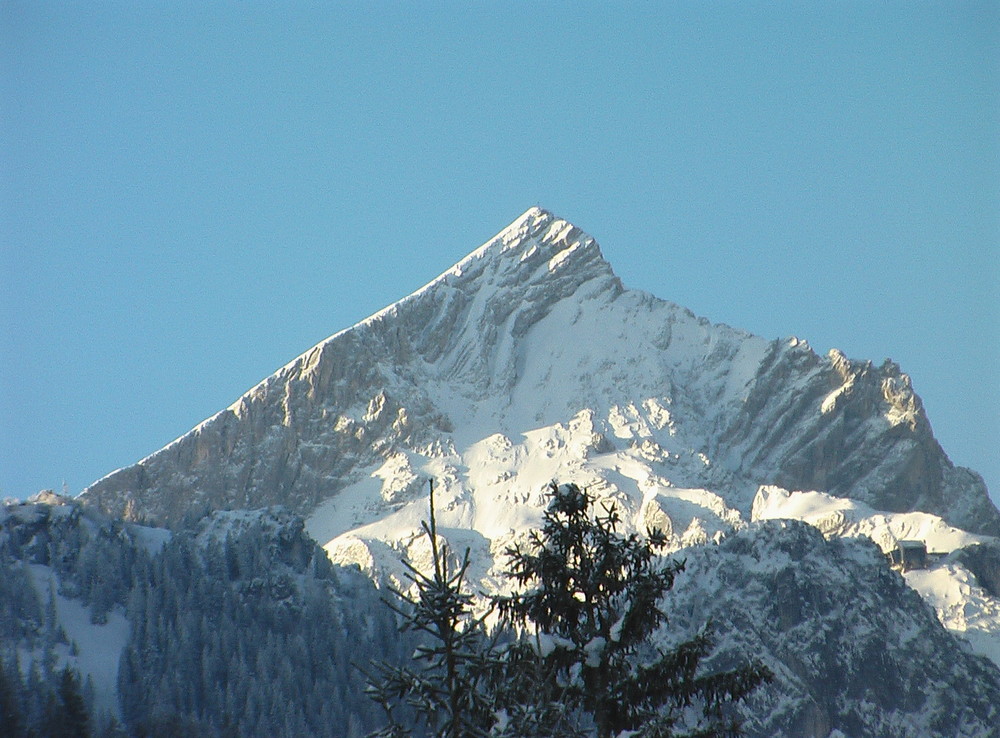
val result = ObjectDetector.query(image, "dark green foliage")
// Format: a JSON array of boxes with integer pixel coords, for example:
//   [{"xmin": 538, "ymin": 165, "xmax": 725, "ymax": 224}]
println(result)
[
  {"xmin": 0, "ymin": 560, "xmax": 43, "ymax": 644},
  {"xmin": 0, "ymin": 656, "xmax": 92, "ymax": 738},
  {"xmin": 495, "ymin": 483, "xmax": 771, "ymax": 738},
  {"xmin": 44, "ymin": 667, "xmax": 92, "ymax": 738},
  {"xmin": 364, "ymin": 481, "xmax": 497, "ymax": 738},
  {"xmin": 369, "ymin": 482, "xmax": 771, "ymax": 738},
  {"xmin": 0, "ymin": 654, "xmax": 27, "ymax": 738}
]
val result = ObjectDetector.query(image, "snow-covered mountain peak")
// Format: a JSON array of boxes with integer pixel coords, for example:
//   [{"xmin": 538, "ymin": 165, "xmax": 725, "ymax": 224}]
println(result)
[
  {"xmin": 486, "ymin": 205, "xmax": 597, "ymax": 259},
  {"xmin": 367, "ymin": 205, "xmax": 613, "ymax": 326},
  {"xmin": 64, "ymin": 208, "xmax": 1000, "ymax": 730},
  {"xmin": 82, "ymin": 208, "xmax": 998, "ymax": 546}
]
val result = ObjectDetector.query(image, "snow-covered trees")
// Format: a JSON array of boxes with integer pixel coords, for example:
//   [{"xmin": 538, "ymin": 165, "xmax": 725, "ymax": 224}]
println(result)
[
  {"xmin": 119, "ymin": 510, "xmax": 401, "ymax": 737},
  {"xmin": 2, "ymin": 486, "xmax": 769, "ymax": 737},
  {"xmin": 368, "ymin": 482, "xmax": 770, "ymax": 738},
  {"xmin": 364, "ymin": 482, "xmax": 498, "ymax": 737},
  {"xmin": 496, "ymin": 482, "xmax": 770, "ymax": 737},
  {"xmin": 0, "ymin": 500, "xmax": 141, "ymax": 737},
  {"xmin": 1, "ymin": 498, "xmax": 417, "ymax": 737}
]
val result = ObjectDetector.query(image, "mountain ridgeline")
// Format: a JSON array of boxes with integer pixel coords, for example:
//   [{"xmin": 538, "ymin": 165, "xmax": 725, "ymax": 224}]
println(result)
[
  {"xmin": 4, "ymin": 208, "xmax": 997, "ymax": 737},
  {"xmin": 82, "ymin": 207, "xmax": 997, "ymax": 537}
]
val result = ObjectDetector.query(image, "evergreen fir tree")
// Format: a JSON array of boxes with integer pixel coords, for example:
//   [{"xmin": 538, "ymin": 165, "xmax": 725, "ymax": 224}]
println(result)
[
  {"xmin": 368, "ymin": 481, "xmax": 770, "ymax": 737},
  {"xmin": 38, "ymin": 666, "xmax": 92, "ymax": 738},
  {"xmin": 495, "ymin": 482, "xmax": 771, "ymax": 738},
  {"xmin": 58, "ymin": 666, "xmax": 92, "ymax": 738},
  {"xmin": 0, "ymin": 655, "xmax": 26, "ymax": 738},
  {"xmin": 364, "ymin": 480, "xmax": 497, "ymax": 738}
]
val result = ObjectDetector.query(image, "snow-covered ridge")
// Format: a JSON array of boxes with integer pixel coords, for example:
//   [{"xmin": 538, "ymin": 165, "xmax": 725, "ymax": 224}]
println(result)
[
  {"xmin": 85, "ymin": 207, "xmax": 599, "ymax": 481},
  {"xmin": 231, "ymin": 206, "xmax": 610, "ymax": 412},
  {"xmin": 80, "ymin": 205, "xmax": 998, "ymax": 546},
  {"xmin": 751, "ymin": 485, "xmax": 991, "ymax": 554},
  {"xmin": 751, "ymin": 485, "xmax": 1000, "ymax": 667},
  {"xmin": 47, "ymin": 206, "xmax": 1000, "ymax": 736}
]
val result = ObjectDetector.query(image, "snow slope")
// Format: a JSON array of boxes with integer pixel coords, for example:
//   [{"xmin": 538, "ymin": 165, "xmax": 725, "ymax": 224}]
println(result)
[
  {"xmin": 81, "ymin": 207, "xmax": 998, "ymax": 539},
  {"xmin": 752, "ymin": 485, "xmax": 991, "ymax": 555},
  {"xmin": 25, "ymin": 563, "xmax": 129, "ymax": 719},
  {"xmin": 752, "ymin": 484, "xmax": 1000, "ymax": 667},
  {"xmin": 0, "ymin": 494, "xmax": 143, "ymax": 722},
  {"xmin": 74, "ymin": 207, "xmax": 1000, "ymax": 733},
  {"xmin": 905, "ymin": 565, "xmax": 1000, "ymax": 667}
]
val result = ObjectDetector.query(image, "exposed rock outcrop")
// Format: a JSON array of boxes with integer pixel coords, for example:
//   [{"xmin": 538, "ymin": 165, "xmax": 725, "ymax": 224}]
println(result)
[
  {"xmin": 80, "ymin": 208, "xmax": 998, "ymax": 541},
  {"xmin": 663, "ymin": 520, "xmax": 1000, "ymax": 737}
]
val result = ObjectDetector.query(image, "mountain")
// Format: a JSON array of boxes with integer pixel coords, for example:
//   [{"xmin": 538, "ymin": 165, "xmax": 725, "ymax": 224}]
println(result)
[
  {"xmin": 0, "ymin": 496, "xmax": 402, "ymax": 736},
  {"xmin": 82, "ymin": 207, "xmax": 997, "ymax": 538},
  {"xmin": 662, "ymin": 519, "xmax": 1000, "ymax": 736},
  {"xmin": 36, "ymin": 207, "xmax": 1000, "ymax": 735}
]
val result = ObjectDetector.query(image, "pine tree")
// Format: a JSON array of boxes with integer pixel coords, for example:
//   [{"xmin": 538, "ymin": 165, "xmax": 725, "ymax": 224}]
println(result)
[
  {"xmin": 364, "ymin": 480, "xmax": 497, "ymax": 738},
  {"xmin": 39, "ymin": 667, "xmax": 92, "ymax": 738},
  {"xmin": 0, "ymin": 655, "xmax": 26, "ymax": 738},
  {"xmin": 495, "ymin": 482, "xmax": 771, "ymax": 738},
  {"xmin": 368, "ymin": 481, "xmax": 771, "ymax": 737},
  {"xmin": 58, "ymin": 667, "xmax": 92, "ymax": 738}
]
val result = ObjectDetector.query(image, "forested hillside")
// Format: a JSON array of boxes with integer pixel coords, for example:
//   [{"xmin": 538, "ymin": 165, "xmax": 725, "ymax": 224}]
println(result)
[{"xmin": 0, "ymin": 496, "xmax": 410, "ymax": 737}]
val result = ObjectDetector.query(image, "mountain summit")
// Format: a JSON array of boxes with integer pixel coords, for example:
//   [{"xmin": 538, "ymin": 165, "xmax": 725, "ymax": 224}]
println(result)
[
  {"xmin": 26, "ymin": 207, "xmax": 1000, "ymax": 736},
  {"xmin": 82, "ymin": 207, "xmax": 997, "ymax": 540}
]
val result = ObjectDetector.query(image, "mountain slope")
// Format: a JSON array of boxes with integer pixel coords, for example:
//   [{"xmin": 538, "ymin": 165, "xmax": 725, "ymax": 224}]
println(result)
[
  {"xmin": 663, "ymin": 520, "xmax": 1000, "ymax": 737},
  {"xmin": 7, "ymin": 494, "xmax": 998, "ymax": 738},
  {"xmin": 0, "ymin": 496, "xmax": 403, "ymax": 737},
  {"xmin": 45, "ymin": 207, "xmax": 1000, "ymax": 735},
  {"xmin": 81, "ymin": 207, "xmax": 998, "ymax": 541}
]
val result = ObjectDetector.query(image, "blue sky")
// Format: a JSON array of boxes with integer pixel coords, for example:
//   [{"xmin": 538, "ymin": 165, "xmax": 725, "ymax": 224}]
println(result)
[{"xmin": 2, "ymin": 2, "xmax": 997, "ymax": 505}]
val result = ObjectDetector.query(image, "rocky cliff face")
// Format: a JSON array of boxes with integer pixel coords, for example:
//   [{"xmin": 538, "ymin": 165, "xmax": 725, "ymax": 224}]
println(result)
[
  {"xmin": 720, "ymin": 341, "xmax": 997, "ymax": 533},
  {"xmin": 81, "ymin": 207, "xmax": 998, "ymax": 539},
  {"xmin": 664, "ymin": 520, "xmax": 1000, "ymax": 737},
  {"xmin": 61, "ymin": 207, "xmax": 1000, "ymax": 735}
]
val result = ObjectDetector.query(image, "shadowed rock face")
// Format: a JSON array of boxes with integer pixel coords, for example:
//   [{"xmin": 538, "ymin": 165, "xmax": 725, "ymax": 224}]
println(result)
[
  {"xmin": 663, "ymin": 520, "xmax": 1000, "ymax": 738},
  {"xmin": 81, "ymin": 208, "xmax": 998, "ymax": 536},
  {"xmin": 720, "ymin": 343, "xmax": 998, "ymax": 535},
  {"xmin": 958, "ymin": 542, "xmax": 1000, "ymax": 598}
]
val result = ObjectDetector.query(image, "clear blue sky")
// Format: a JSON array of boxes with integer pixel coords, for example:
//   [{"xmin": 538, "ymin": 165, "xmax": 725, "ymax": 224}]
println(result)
[{"xmin": 3, "ymin": 2, "xmax": 997, "ymax": 505}]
